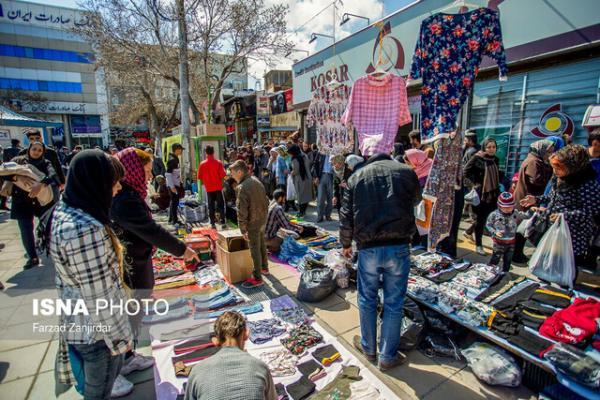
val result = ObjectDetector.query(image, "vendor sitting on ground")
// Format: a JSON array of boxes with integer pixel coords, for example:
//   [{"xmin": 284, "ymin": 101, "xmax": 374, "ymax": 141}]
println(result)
[
  {"xmin": 265, "ymin": 188, "xmax": 304, "ymax": 252},
  {"xmin": 151, "ymin": 175, "xmax": 171, "ymax": 211},
  {"xmin": 223, "ymin": 175, "xmax": 238, "ymax": 223},
  {"xmin": 184, "ymin": 311, "xmax": 276, "ymax": 400}
]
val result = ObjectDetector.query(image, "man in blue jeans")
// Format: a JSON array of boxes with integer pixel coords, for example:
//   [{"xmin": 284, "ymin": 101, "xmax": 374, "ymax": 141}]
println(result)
[{"xmin": 339, "ymin": 153, "xmax": 421, "ymax": 371}]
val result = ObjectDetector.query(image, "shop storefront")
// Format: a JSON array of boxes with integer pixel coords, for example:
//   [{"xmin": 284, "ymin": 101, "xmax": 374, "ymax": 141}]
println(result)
[
  {"xmin": 269, "ymin": 110, "xmax": 301, "ymax": 143},
  {"xmin": 292, "ymin": 0, "xmax": 600, "ymax": 174}
]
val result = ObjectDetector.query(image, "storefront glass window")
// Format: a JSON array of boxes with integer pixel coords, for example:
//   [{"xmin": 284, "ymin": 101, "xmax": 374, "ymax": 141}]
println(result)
[{"xmin": 470, "ymin": 58, "xmax": 600, "ymax": 175}]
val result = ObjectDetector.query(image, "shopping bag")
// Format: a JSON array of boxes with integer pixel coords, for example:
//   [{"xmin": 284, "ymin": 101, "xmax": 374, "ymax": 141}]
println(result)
[
  {"xmin": 528, "ymin": 214, "xmax": 576, "ymax": 288},
  {"xmin": 464, "ymin": 188, "xmax": 480, "ymax": 206},
  {"xmin": 286, "ymin": 174, "xmax": 296, "ymax": 201}
]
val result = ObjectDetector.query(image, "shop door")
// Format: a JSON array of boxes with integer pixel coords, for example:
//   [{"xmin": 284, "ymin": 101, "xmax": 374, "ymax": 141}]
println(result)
[{"xmin": 470, "ymin": 58, "xmax": 600, "ymax": 177}]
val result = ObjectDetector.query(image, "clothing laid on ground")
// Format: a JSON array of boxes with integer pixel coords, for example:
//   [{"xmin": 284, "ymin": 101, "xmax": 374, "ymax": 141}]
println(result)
[
  {"xmin": 273, "ymin": 307, "xmax": 310, "ymax": 327},
  {"xmin": 307, "ymin": 84, "xmax": 353, "ymax": 156},
  {"xmin": 281, "ymin": 325, "xmax": 323, "ymax": 356},
  {"xmin": 200, "ymin": 302, "xmax": 264, "ymax": 319},
  {"xmin": 422, "ymin": 134, "xmax": 463, "ymax": 250},
  {"xmin": 173, "ymin": 338, "xmax": 214, "ymax": 355},
  {"xmin": 311, "ymin": 365, "xmax": 363, "ymax": 400},
  {"xmin": 258, "ymin": 349, "xmax": 298, "ymax": 377},
  {"xmin": 172, "ymin": 345, "xmax": 220, "ymax": 366},
  {"xmin": 341, "ymin": 74, "xmax": 411, "ymax": 156},
  {"xmin": 247, "ymin": 318, "xmax": 287, "ymax": 344},
  {"xmin": 410, "ymin": 7, "xmax": 507, "ymax": 143},
  {"xmin": 297, "ymin": 359, "xmax": 326, "ymax": 382},
  {"xmin": 184, "ymin": 346, "xmax": 277, "ymax": 400},
  {"xmin": 285, "ymin": 376, "xmax": 316, "ymax": 400},
  {"xmin": 312, "ymin": 344, "xmax": 341, "ymax": 366}
]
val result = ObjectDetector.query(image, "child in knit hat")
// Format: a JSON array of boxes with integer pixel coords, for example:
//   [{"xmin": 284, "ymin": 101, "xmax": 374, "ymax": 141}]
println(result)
[{"xmin": 486, "ymin": 192, "xmax": 529, "ymax": 272}]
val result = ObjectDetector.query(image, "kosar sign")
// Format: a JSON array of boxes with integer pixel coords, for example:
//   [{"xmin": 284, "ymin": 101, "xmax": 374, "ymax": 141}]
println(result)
[{"xmin": 310, "ymin": 64, "xmax": 350, "ymax": 91}]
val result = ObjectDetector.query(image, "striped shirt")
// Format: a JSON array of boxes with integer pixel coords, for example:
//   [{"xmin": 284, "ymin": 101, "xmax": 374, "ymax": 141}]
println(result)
[{"xmin": 266, "ymin": 201, "xmax": 299, "ymax": 239}]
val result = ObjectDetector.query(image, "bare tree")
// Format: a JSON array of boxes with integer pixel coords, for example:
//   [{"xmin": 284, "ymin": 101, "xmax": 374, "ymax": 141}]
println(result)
[{"xmin": 74, "ymin": 0, "xmax": 292, "ymax": 130}]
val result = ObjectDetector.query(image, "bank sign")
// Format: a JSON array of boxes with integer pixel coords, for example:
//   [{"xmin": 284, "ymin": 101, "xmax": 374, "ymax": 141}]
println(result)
[
  {"xmin": 293, "ymin": 0, "xmax": 600, "ymax": 106},
  {"xmin": 0, "ymin": 0, "xmax": 90, "ymax": 29}
]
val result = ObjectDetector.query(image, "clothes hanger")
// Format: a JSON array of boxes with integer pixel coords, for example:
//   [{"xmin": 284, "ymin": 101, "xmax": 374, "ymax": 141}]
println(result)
[
  {"xmin": 367, "ymin": 25, "xmax": 393, "ymax": 80},
  {"xmin": 440, "ymin": 0, "xmax": 482, "ymax": 13}
]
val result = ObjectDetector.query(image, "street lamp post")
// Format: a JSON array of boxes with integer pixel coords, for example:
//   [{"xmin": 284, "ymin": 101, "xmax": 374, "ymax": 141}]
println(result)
[
  {"xmin": 309, "ymin": 32, "xmax": 335, "ymax": 44},
  {"xmin": 339, "ymin": 13, "xmax": 370, "ymax": 26}
]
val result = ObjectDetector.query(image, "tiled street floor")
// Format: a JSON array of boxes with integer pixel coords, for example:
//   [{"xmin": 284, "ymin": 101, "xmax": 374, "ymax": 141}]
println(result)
[{"xmin": 2, "ymin": 203, "xmax": 597, "ymax": 399}]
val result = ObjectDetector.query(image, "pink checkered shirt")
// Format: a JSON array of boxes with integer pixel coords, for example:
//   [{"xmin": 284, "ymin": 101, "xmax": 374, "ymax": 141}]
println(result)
[{"xmin": 341, "ymin": 74, "xmax": 412, "ymax": 156}]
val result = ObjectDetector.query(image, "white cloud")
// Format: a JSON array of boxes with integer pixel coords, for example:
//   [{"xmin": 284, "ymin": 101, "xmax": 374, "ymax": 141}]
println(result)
[{"xmin": 248, "ymin": 0, "xmax": 384, "ymax": 89}]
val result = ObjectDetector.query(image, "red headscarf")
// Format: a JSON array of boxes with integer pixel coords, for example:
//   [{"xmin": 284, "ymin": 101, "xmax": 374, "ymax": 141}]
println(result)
[{"xmin": 116, "ymin": 147, "xmax": 148, "ymax": 200}]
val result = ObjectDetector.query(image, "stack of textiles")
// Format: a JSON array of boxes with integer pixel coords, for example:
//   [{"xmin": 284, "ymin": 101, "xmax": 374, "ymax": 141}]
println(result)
[
  {"xmin": 301, "ymin": 236, "xmax": 340, "ymax": 251},
  {"xmin": 171, "ymin": 337, "xmax": 220, "ymax": 377},
  {"xmin": 410, "ymin": 253, "xmax": 455, "ymax": 277},
  {"xmin": 542, "ymin": 343, "xmax": 600, "ymax": 389},
  {"xmin": 191, "ymin": 281, "xmax": 242, "ymax": 311},
  {"xmin": 407, "ymin": 275, "xmax": 439, "ymax": 303},
  {"xmin": 258, "ymin": 349, "xmax": 298, "ymax": 377},
  {"xmin": 539, "ymin": 297, "xmax": 599, "ymax": 347},
  {"xmin": 270, "ymin": 295, "xmax": 311, "ymax": 326},
  {"xmin": 247, "ymin": 318, "xmax": 287, "ymax": 344},
  {"xmin": 475, "ymin": 273, "xmax": 526, "ymax": 304},
  {"xmin": 281, "ymin": 324, "xmax": 323, "ymax": 356},
  {"xmin": 195, "ymin": 302, "xmax": 264, "ymax": 319},
  {"xmin": 279, "ymin": 236, "xmax": 311, "ymax": 266},
  {"xmin": 194, "ymin": 265, "xmax": 225, "ymax": 286},
  {"xmin": 437, "ymin": 283, "xmax": 493, "ymax": 326},
  {"xmin": 451, "ymin": 263, "xmax": 502, "ymax": 298},
  {"xmin": 154, "ymin": 272, "xmax": 197, "ymax": 290},
  {"xmin": 153, "ymin": 249, "xmax": 186, "ymax": 279}
]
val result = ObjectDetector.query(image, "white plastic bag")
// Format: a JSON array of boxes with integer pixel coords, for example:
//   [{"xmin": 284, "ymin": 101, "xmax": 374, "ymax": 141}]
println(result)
[
  {"xmin": 414, "ymin": 200, "xmax": 426, "ymax": 221},
  {"xmin": 461, "ymin": 342, "xmax": 522, "ymax": 387},
  {"xmin": 464, "ymin": 188, "xmax": 480, "ymax": 206},
  {"xmin": 517, "ymin": 213, "xmax": 535, "ymax": 236},
  {"xmin": 528, "ymin": 214, "xmax": 576, "ymax": 288},
  {"xmin": 286, "ymin": 174, "xmax": 296, "ymax": 201},
  {"xmin": 324, "ymin": 249, "xmax": 351, "ymax": 289}
]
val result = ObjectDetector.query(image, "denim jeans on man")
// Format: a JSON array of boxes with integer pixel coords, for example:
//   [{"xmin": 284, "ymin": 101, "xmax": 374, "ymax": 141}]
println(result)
[
  {"xmin": 317, "ymin": 173, "xmax": 333, "ymax": 220},
  {"xmin": 69, "ymin": 341, "xmax": 123, "ymax": 400},
  {"xmin": 357, "ymin": 244, "xmax": 410, "ymax": 363}
]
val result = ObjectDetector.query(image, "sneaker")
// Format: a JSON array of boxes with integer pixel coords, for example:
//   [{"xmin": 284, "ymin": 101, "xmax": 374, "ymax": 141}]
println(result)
[
  {"xmin": 242, "ymin": 277, "xmax": 264, "ymax": 288},
  {"xmin": 261, "ymin": 268, "xmax": 270, "ymax": 275},
  {"xmin": 352, "ymin": 335, "xmax": 376, "ymax": 362},
  {"xmin": 378, "ymin": 353, "xmax": 407, "ymax": 371},
  {"xmin": 476, "ymin": 246, "xmax": 486, "ymax": 256},
  {"xmin": 462, "ymin": 232, "xmax": 475, "ymax": 244},
  {"xmin": 111, "ymin": 375, "xmax": 134, "ymax": 398},
  {"xmin": 120, "ymin": 353, "xmax": 154, "ymax": 376}
]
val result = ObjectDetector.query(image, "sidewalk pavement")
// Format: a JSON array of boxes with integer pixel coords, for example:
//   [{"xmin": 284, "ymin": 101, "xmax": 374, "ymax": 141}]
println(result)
[{"xmin": 0, "ymin": 203, "xmax": 595, "ymax": 399}]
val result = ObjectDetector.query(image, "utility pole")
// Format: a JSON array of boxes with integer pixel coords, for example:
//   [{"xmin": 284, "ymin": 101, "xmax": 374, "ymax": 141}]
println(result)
[{"xmin": 176, "ymin": 0, "xmax": 192, "ymax": 178}]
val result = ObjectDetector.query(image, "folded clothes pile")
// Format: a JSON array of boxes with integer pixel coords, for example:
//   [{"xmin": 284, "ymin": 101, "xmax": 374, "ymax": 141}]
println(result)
[
  {"xmin": 407, "ymin": 275, "xmax": 439, "ymax": 303},
  {"xmin": 258, "ymin": 349, "xmax": 298, "ymax": 377},
  {"xmin": 542, "ymin": 342, "xmax": 600, "ymax": 388},
  {"xmin": 194, "ymin": 265, "xmax": 225, "ymax": 286},
  {"xmin": 154, "ymin": 272, "xmax": 197, "ymax": 290},
  {"xmin": 453, "ymin": 263, "xmax": 502, "ymax": 290},
  {"xmin": 153, "ymin": 249, "xmax": 186, "ymax": 279},
  {"xmin": 271, "ymin": 295, "xmax": 311, "ymax": 327},
  {"xmin": 281, "ymin": 325, "xmax": 323, "ymax": 356},
  {"xmin": 195, "ymin": 301, "xmax": 264, "ymax": 319},
  {"xmin": 411, "ymin": 253, "xmax": 455, "ymax": 276},
  {"xmin": 279, "ymin": 236, "xmax": 310, "ymax": 266},
  {"xmin": 247, "ymin": 318, "xmax": 287, "ymax": 344},
  {"xmin": 437, "ymin": 284, "xmax": 468, "ymax": 314},
  {"xmin": 539, "ymin": 297, "xmax": 600, "ymax": 346}
]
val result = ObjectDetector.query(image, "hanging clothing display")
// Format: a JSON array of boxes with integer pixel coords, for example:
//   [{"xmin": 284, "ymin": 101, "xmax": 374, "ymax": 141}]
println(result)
[
  {"xmin": 410, "ymin": 7, "xmax": 507, "ymax": 143},
  {"xmin": 422, "ymin": 133, "xmax": 463, "ymax": 250},
  {"xmin": 307, "ymin": 84, "xmax": 353, "ymax": 156},
  {"xmin": 341, "ymin": 74, "xmax": 411, "ymax": 156}
]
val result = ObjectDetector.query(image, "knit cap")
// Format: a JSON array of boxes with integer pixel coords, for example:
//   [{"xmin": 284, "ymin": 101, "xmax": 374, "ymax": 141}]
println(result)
[{"xmin": 498, "ymin": 192, "xmax": 515, "ymax": 208}]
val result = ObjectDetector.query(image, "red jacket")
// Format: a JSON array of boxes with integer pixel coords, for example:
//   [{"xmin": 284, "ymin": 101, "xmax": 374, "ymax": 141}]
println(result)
[
  {"xmin": 197, "ymin": 155, "xmax": 226, "ymax": 192},
  {"xmin": 539, "ymin": 297, "xmax": 600, "ymax": 345}
]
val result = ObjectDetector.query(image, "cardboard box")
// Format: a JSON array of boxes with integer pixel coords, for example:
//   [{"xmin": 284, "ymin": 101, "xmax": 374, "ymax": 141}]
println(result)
[
  {"xmin": 217, "ymin": 229, "xmax": 248, "ymax": 252},
  {"xmin": 184, "ymin": 234, "xmax": 212, "ymax": 251},
  {"xmin": 204, "ymin": 124, "xmax": 226, "ymax": 136},
  {"xmin": 216, "ymin": 243, "xmax": 253, "ymax": 283}
]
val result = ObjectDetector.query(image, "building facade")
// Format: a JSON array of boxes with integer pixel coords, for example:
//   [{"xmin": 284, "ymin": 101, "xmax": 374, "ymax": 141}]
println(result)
[
  {"xmin": 292, "ymin": 0, "xmax": 600, "ymax": 175},
  {"xmin": 0, "ymin": 0, "xmax": 110, "ymax": 148}
]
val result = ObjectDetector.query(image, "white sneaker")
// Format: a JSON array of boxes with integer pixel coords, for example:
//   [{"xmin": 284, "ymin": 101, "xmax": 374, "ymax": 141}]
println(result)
[
  {"xmin": 120, "ymin": 353, "xmax": 155, "ymax": 376},
  {"xmin": 476, "ymin": 246, "xmax": 486, "ymax": 256},
  {"xmin": 111, "ymin": 375, "xmax": 134, "ymax": 398}
]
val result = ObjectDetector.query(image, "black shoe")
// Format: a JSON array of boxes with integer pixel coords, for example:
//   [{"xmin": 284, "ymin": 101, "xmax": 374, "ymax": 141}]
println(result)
[
  {"xmin": 378, "ymin": 353, "xmax": 407, "ymax": 371},
  {"xmin": 352, "ymin": 335, "xmax": 376, "ymax": 362},
  {"xmin": 24, "ymin": 258, "xmax": 39, "ymax": 270}
]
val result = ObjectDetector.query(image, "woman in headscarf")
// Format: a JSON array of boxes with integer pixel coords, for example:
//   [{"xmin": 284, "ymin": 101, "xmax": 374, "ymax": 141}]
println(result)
[
  {"xmin": 511, "ymin": 139, "xmax": 556, "ymax": 263},
  {"xmin": 464, "ymin": 137, "xmax": 501, "ymax": 255},
  {"xmin": 287, "ymin": 144, "xmax": 312, "ymax": 217},
  {"xmin": 404, "ymin": 149, "xmax": 433, "ymax": 188},
  {"xmin": 111, "ymin": 148, "xmax": 198, "ymax": 379},
  {"xmin": 50, "ymin": 150, "xmax": 133, "ymax": 399},
  {"xmin": 10, "ymin": 142, "xmax": 58, "ymax": 268},
  {"xmin": 521, "ymin": 144, "xmax": 600, "ymax": 267},
  {"xmin": 266, "ymin": 147, "xmax": 279, "ymax": 198}
]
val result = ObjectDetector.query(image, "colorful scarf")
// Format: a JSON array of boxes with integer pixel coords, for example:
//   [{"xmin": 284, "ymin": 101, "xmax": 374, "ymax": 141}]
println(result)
[
  {"xmin": 405, "ymin": 149, "xmax": 433, "ymax": 179},
  {"xmin": 479, "ymin": 152, "xmax": 500, "ymax": 203},
  {"xmin": 116, "ymin": 147, "xmax": 148, "ymax": 200}
]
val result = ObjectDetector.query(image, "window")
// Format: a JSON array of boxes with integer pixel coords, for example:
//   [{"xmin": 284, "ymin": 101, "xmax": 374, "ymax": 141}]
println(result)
[
  {"xmin": 0, "ymin": 78, "xmax": 82, "ymax": 93},
  {"xmin": 71, "ymin": 115, "xmax": 102, "ymax": 134},
  {"xmin": 0, "ymin": 44, "xmax": 93, "ymax": 63}
]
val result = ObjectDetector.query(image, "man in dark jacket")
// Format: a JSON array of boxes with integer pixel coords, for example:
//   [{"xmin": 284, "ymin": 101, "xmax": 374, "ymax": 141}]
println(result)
[
  {"xmin": 230, "ymin": 160, "xmax": 269, "ymax": 288},
  {"xmin": 462, "ymin": 130, "xmax": 480, "ymax": 166},
  {"xmin": 3, "ymin": 139, "xmax": 22, "ymax": 162},
  {"xmin": 20, "ymin": 129, "xmax": 66, "ymax": 186},
  {"xmin": 165, "ymin": 143, "xmax": 184, "ymax": 225},
  {"xmin": 339, "ymin": 153, "xmax": 420, "ymax": 372}
]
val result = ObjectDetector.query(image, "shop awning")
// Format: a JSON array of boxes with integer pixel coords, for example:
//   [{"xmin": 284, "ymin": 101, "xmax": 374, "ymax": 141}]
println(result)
[{"xmin": 0, "ymin": 104, "xmax": 63, "ymax": 128}]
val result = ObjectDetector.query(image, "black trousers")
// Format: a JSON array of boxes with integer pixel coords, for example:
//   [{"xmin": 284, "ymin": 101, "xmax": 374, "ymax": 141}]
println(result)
[
  {"xmin": 438, "ymin": 188, "xmax": 464, "ymax": 258},
  {"xmin": 473, "ymin": 201, "xmax": 496, "ymax": 246},
  {"xmin": 490, "ymin": 243, "xmax": 515, "ymax": 272},
  {"xmin": 207, "ymin": 190, "xmax": 225, "ymax": 225},
  {"xmin": 169, "ymin": 189, "xmax": 180, "ymax": 224},
  {"xmin": 17, "ymin": 217, "xmax": 37, "ymax": 260}
]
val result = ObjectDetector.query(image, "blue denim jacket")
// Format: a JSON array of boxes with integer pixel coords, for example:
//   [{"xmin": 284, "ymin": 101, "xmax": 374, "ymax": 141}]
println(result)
[{"xmin": 276, "ymin": 156, "xmax": 288, "ymax": 185}]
